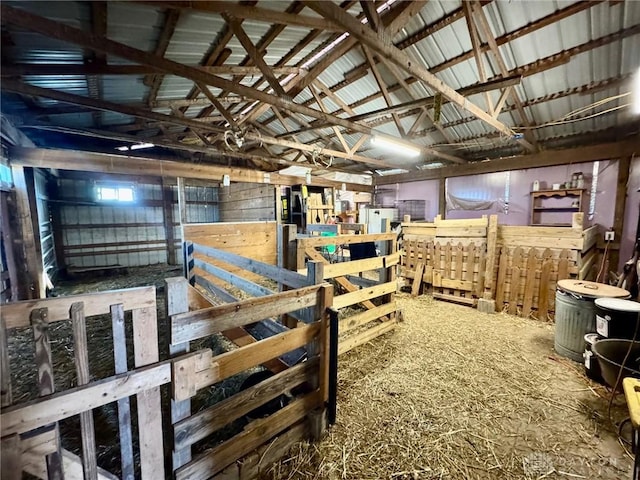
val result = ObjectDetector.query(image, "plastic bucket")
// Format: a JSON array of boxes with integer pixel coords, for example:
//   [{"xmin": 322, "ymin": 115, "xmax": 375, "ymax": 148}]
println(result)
[
  {"xmin": 583, "ymin": 333, "xmax": 603, "ymax": 383},
  {"xmin": 592, "ymin": 339, "xmax": 640, "ymax": 391},
  {"xmin": 594, "ymin": 297, "xmax": 640, "ymax": 340},
  {"xmin": 555, "ymin": 288, "xmax": 598, "ymax": 362}
]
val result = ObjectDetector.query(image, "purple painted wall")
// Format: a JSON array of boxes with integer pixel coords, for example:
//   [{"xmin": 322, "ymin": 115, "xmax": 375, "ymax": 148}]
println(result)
[
  {"xmin": 620, "ymin": 156, "xmax": 640, "ymax": 270},
  {"xmin": 445, "ymin": 161, "xmax": 617, "ymax": 227},
  {"xmin": 375, "ymin": 179, "xmax": 439, "ymax": 220}
]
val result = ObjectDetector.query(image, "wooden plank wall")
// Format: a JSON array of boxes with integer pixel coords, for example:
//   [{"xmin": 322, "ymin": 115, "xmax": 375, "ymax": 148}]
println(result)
[
  {"xmin": 219, "ymin": 183, "xmax": 276, "ymax": 222},
  {"xmin": 183, "ymin": 221, "xmax": 277, "ymax": 283}
]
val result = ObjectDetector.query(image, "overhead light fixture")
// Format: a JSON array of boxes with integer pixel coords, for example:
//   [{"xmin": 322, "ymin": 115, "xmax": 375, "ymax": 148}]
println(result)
[
  {"xmin": 115, "ymin": 146, "xmax": 129, "ymax": 151},
  {"xmin": 371, "ymin": 136, "xmax": 421, "ymax": 157},
  {"xmin": 130, "ymin": 142, "xmax": 155, "ymax": 150}
]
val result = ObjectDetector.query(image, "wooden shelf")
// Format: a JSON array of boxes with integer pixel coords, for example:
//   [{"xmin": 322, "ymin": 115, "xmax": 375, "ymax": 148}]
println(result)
[
  {"xmin": 530, "ymin": 188, "xmax": 584, "ymax": 226},
  {"xmin": 533, "ymin": 207, "xmax": 580, "ymax": 212}
]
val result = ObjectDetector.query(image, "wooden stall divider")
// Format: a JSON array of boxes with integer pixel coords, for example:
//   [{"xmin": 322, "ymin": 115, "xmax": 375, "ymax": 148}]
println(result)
[
  {"xmin": 31, "ymin": 308, "xmax": 64, "ymax": 479},
  {"xmin": 110, "ymin": 303, "xmax": 134, "ymax": 480},
  {"xmin": 70, "ymin": 302, "xmax": 98, "ymax": 480},
  {"xmin": 401, "ymin": 212, "xmax": 600, "ymax": 320}
]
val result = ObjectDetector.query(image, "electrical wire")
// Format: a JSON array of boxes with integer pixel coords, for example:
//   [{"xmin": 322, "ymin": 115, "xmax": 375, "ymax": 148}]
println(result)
[{"xmin": 516, "ymin": 103, "xmax": 631, "ymax": 130}]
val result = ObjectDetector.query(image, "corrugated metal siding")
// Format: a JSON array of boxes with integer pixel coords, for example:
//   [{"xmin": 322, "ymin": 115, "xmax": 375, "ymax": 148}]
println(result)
[{"xmin": 56, "ymin": 175, "xmax": 219, "ymax": 268}]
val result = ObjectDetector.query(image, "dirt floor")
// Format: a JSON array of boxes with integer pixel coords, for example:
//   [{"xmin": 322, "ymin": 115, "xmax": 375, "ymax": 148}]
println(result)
[{"xmin": 267, "ymin": 293, "xmax": 634, "ymax": 480}]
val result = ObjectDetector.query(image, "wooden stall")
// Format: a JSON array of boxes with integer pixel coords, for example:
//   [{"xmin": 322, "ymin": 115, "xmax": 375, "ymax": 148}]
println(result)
[
  {"xmin": 1, "ymin": 264, "xmax": 334, "ymax": 480},
  {"xmin": 284, "ymin": 221, "xmax": 400, "ymax": 354},
  {"xmin": 495, "ymin": 213, "xmax": 599, "ymax": 320},
  {"xmin": 1, "ymin": 287, "xmax": 165, "ymax": 480},
  {"xmin": 401, "ymin": 213, "xmax": 600, "ymax": 320},
  {"xmin": 400, "ymin": 215, "xmax": 495, "ymax": 306}
]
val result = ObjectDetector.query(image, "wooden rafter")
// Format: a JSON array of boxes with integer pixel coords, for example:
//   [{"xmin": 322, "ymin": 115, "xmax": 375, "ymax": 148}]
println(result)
[
  {"xmin": 305, "ymin": 1, "xmax": 534, "ymax": 153},
  {"xmin": 145, "ymin": 8, "xmax": 181, "ymax": 107},
  {"xmin": 284, "ymin": 75, "xmax": 522, "ymax": 136},
  {"xmin": 468, "ymin": 0, "xmax": 538, "ymax": 148},
  {"xmin": 138, "ymin": 1, "xmax": 344, "ymax": 32},
  {"xmin": 194, "ymin": 82, "xmax": 239, "ymax": 130},
  {"xmin": 361, "ymin": 45, "xmax": 406, "ymax": 137},
  {"xmin": 360, "ymin": 1, "xmax": 381, "ymax": 32},
  {"xmin": 0, "ymin": 4, "xmax": 438, "ymax": 164},
  {"xmin": 462, "ymin": 2, "xmax": 493, "ymax": 114},
  {"xmin": 242, "ymin": 0, "xmax": 424, "ymax": 127},
  {"xmin": 308, "ymin": 84, "xmax": 350, "ymax": 153},
  {"xmin": 0, "ymin": 64, "xmax": 306, "ymax": 77},
  {"xmin": 304, "ymin": 0, "xmax": 599, "ymax": 121},
  {"xmin": 224, "ymin": 14, "xmax": 287, "ymax": 98}
]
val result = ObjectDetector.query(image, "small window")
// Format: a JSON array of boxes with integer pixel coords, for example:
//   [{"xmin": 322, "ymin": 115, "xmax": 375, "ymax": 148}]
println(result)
[{"xmin": 96, "ymin": 184, "xmax": 135, "ymax": 202}]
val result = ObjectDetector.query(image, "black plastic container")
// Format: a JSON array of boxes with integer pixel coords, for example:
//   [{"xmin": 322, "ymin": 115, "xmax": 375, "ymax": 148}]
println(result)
[
  {"xmin": 594, "ymin": 298, "xmax": 640, "ymax": 340},
  {"xmin": 592, "ymin": 339, "xmax": 640, "ymax": 391}
]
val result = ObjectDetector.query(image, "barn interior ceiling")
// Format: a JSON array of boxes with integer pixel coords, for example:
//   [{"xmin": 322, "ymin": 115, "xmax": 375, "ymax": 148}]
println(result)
[{"xmin": 1, "ymin": 0, "xmax": 639, "ymax": 183}]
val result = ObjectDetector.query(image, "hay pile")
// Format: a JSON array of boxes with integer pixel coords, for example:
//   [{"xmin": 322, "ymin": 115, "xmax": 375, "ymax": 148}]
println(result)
[{"xmin": 267, "ymin": 294, "xmax": 632, "ymax": 480}]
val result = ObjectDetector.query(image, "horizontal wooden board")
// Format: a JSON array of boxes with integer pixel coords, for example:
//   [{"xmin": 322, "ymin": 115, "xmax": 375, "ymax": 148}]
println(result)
[
  {"xmin": 435, "ymin": 227, "xmax": 486, "ymax": 237},
  {"xmin": 322, "ymin": 253, "xmax": 400, "ymax": 279},
  {"xmin": 173, "ymin": 323, "xmax": 321, "ymax": 399},
  {"xmin": 497, "ymin": 235, "xmax": 582, "ymax": 250},
  {"xmin": 340, "ymin": 302, "xmax": 397, "ymax": 334},
  {"xmin": 2, "ymin": 287, "xmax": 155, "ymax": 328},
  {"xmin": 176, "ymin": 392, "xmax": 321, "ymax": 480},
  {"xmin": 172, "ymin": 287, "xmax": 320, "ymax": 344},
  {"xmin": 338, "ymin": 319, "xmax": 397, "ymax": 355},
  {"xmin": 173, "ymin": 359, "xmax": 317, "ymax": 450},
  {"xmin": 432, "ymin": 292, "xmax": 476, "ymax": 306},
  {"xmin": 333, "ymin": 281, "xmax": 396, "ymax": 309},
  {"xmin": 2, "ymin": 362, "xmax": 172, "ymax": 436},
  {"xmin": 299, "ymin": 232, "xmax": 396, "ymax": 248}
]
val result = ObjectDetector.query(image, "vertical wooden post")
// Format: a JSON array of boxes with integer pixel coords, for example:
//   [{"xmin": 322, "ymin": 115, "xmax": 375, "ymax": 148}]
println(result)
[
  {"xmin": 438, "ymin": 176, "xmax": 446, "ymax": 219},
  {"xmin": 46, "ymin": 175, "xmax": 66, "ymax": 275},
  {"xmin": 611, "ymin": 155, "xmax": 631, "ymax": 273},
  {"xmin": 478, "ymin": 214, "xmax": 498, "ymax": 313},
  {"xmin": 0, "ymin": 435, "xmax": 21, "ymax": 480},
  {"xmin": 275, "ymin": 185, "xmax": 282, "ymax": 225},
  {"xmin": 31, "ymin": 307, "xmax": 64, "ymax": 479},
  {"xmin": 162, "ymin": 178, "xmax": 177, "ymax": 265},
  {"xmin": 12, "ymin": 166, "xmax": 43, "ymax": 299},
  {"xmin": 70, "ymin": 302, "xmax": 98, "ymax": 480},
  {"xmin": 132, "ymin": 305, "xmax": 165, "ymax": 480},
  {"xmin": 111, "ymin": 303, "xmax": 134, "ymax": 480},
  {"xmin": 0, "ymin": 192, "xmax": 19, "ymax": 301},
  {"xmin": 165, "ymin": 277, "xmax": 192, "ymax": 472},
  {"xmin": 310, "ymin": 283, "xmax": 333, "ymax": 441},
  {"xmin": 177, "ymin": 177, "xmax": 187, "ymax": 225}
]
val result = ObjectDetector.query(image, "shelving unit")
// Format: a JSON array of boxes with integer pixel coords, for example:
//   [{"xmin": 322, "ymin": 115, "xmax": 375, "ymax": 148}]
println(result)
[
  {"xmin": 530, "ymin": 188, "xmax": 585, "ymax": 226},
  {"xmin": 285, "ymin": 185, "xmax": 334, "ymax": 232}
]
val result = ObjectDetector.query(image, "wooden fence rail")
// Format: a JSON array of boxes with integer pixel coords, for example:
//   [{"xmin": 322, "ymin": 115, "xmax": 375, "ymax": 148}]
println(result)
[
  {"xmin": 400, "ymin": 212, "xmax": 600, "ymax": 319},
  {"xmin": 284, "ymin": 221, "xmax": 400, "ymax": 355},
  {"xmin": 1, "ymin": 287, "xmax": 164, "ymax": 480}
]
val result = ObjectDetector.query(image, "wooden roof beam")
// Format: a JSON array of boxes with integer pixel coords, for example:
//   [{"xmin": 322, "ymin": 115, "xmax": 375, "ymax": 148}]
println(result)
[
  {"xmin": 373, "ymin": 139, "xmax": 640, "ymax": 185},
  {"xmin": 11, "ymin": 147, "xmax": 374, "ymax": 191},
  {"xmin": 305, "ymin": 1, "xmax": 534, "ymax": 153},
  {"xmin": 0, "ymin": 64, "xmax": 306, "ymax": 77},
  {"xmin": 145, "ymin": 8, "xmax": 181, "ymax": 106},
  {"xmin": 0, "ymin": 5, "xmax": 440, "ymax": 164},
  {"xmin": 468, "ymin": 0, "xmax": 539, "ymax": 149},
  {"xmin": 462, "ymin": 2, "xmax": 493, "ymax": 114},
  {"xmin": 224, "ymin": 14, "xmax": 287, "ymax": 98},
  {"xmin": 362, "ymin": 45, "xmax": 406, "ymax": 137},
  {"xmin": 137, "ymin": 1, "xmax": 344, "ymax": 32}
]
